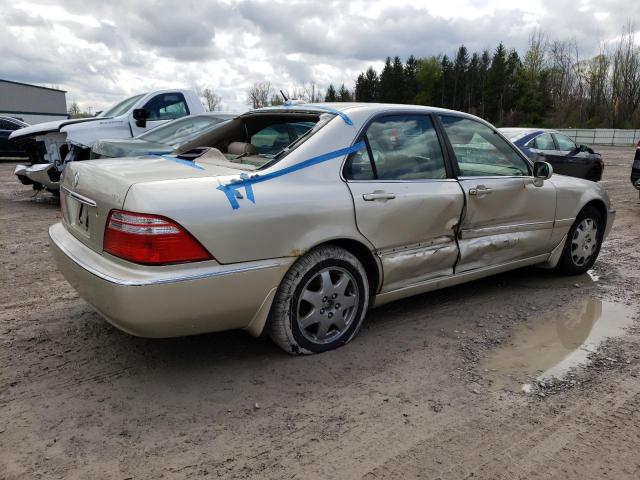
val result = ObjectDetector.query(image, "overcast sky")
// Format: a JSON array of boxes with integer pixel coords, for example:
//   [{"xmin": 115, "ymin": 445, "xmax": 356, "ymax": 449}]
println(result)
[{"xmin": 1, "ymin": 0, "xmax": 638, "ymax": 113}]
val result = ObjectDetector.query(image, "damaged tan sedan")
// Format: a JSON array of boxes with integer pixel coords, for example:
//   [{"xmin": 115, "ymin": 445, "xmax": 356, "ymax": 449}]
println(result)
[{"xmin": 50, "ymin": 104, "xmax": 615, "ymax": 354}]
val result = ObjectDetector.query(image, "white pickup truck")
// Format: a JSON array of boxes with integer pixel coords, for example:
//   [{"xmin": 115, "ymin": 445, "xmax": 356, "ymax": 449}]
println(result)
[{"xmin": 11, "ymin": 89, "xmax": 205, "ymax": 192}]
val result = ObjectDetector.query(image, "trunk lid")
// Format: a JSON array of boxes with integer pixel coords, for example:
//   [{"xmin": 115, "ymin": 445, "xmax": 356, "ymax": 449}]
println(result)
[{"xmin": 60, "ymin": 154, "xmax": 252, "ymax": 252}]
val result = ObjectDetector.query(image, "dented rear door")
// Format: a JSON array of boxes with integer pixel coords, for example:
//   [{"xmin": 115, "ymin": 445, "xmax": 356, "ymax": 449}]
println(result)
[{"xmin": 344, "ymin": 113, "xmax": 464, "ymax": 293}]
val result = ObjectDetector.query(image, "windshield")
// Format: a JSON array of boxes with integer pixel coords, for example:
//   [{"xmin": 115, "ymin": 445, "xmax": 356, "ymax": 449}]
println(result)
[
  {"xmin": 138, "ymin": 115, "xmax": 233, "ymax": 147},
  {"xmin": 100, "ymin": 94, "xmax": 145, "ymax": 118}
]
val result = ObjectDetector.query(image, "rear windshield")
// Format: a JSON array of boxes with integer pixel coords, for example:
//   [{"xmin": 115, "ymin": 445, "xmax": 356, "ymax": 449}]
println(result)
[{"xmin": 138, "ymin": 115, "xmax": 233, "ymax": 147}]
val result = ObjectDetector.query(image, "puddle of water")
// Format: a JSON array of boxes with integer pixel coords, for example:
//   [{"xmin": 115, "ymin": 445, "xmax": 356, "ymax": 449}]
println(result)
[{"xmin": 482, "ymin": 298, "xmax": 636, "ymax": 392}]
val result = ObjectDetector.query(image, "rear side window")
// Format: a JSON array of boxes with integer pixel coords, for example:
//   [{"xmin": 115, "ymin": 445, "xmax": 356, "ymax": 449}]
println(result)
[
  {"xmin": 0, "ymin": 120, "xmax": 17, "ymax": 130},
  {"xmin": 440, "ymin": 115, "xmax": 530, "ymax": 177},
  {"xmin": 534, "ymin": 133, "xmax": 555, "ymax": 150},
  {"xmin": 144, "ymin": 93, "xmax": 190, "ymax": 120},
  {"xmin": 345, "ymin": 114, "xmax": 447, "ymax": 180}
]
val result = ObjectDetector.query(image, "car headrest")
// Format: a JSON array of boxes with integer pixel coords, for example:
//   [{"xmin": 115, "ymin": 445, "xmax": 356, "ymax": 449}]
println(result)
[{"xmin": 227, "ymin": 142, "xmax": 258, "ymax": 156}]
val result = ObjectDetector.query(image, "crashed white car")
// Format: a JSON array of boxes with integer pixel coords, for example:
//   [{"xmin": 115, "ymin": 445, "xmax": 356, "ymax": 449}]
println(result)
[{"xmin": 11, "ymin": 89, "xmax": 205, "ymax": 192}]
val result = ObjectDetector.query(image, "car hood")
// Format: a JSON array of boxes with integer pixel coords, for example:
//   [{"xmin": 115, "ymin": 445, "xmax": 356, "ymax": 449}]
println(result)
[
  {"xmin": 92, "ymin": 138, "xmax": 172, "ymax": 158},
  {"xmin": 9, "ymin": 117, "xmax": 103, "ymax": 142}
]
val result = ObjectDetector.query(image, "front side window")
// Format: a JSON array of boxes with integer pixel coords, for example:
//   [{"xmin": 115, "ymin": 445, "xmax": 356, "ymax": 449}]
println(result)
[
  {"xmin": 144, "ymin": 93, "xmax": 190, "ymax": 121},
  {"xmin": 554, "ymin": 133, "xmax": 576, "ymax": 152},
  {"xmin": 440, "ymin": 116, "xmax": 530, "ymax": 177},
  {"xmin": 534, "ymin": 133, "xmax": 555, "ymax": 150},
  {"xmin": 345, "ymin": 114, "xmax": 447, "ymax": 180}
]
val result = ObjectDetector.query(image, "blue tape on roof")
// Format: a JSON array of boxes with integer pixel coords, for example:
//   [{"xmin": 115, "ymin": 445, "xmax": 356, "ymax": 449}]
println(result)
[
  {"xmin": 150, "ymin": 154, "xmax": 205, "ymax": 170},
  {"xmin": 273, "ymin": 104, "xmax": 353, "ymax": 125},
  {"xmin": 217, "ymin": 141, "xmax": 366, "ymax": 210}
]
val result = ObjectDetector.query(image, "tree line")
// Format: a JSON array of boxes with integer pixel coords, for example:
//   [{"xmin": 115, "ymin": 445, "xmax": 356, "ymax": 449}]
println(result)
[
  {"xmin": 331, "ymin": 25, "xmax": 640, "ymax": 128},
  {"xmin": 245, "ymin": 24, "xmax": 639, "ymax": 129}
]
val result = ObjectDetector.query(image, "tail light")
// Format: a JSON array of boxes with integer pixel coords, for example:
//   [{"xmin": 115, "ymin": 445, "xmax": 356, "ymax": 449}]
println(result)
[{"xmin": 103, "ymin": 210, "xmax": 212, "ymax": 265}]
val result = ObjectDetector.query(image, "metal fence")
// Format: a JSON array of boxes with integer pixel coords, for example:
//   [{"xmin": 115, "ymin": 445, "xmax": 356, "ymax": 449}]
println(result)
[{"xmin": 556, "ymin": 129, "xmax": 640, "ymax": 146}]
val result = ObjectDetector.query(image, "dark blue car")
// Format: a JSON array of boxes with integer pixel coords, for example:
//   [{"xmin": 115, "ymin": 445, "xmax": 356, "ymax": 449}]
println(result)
[
  {"xmin": 500, "ymin": 128, "xmax": 604, "ymax": 181},
  {"xmin": 0, "ymin": 116, "xmax": 29, "ymax": 157}
]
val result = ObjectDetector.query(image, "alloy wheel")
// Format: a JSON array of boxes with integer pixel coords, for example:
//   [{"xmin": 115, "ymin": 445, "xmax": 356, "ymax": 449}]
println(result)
[
  {"xmin": 570, "ymin": 217, "xmax": 599, "ymax": 267},
  {"xmin": 296, "ymin": 267, "xmax": 360, "ymax": 345}
]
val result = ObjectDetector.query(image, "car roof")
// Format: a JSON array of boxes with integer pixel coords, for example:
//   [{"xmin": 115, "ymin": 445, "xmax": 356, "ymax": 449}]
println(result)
[
  {"xmin": 0, "ymin": 115, "xmax": 28, "ymax": 125},
  {"xmin": 499, "ymin": 127, "xmax": 559, "ymax": 143}
]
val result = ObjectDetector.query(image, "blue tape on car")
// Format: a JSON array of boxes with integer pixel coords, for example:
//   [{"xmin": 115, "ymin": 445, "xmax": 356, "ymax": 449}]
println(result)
[
  {"xmin": 217, "ymin": 141, "xmax": 366, "ymax": 210},
  {"xmin": 150, "ymin": 154, "xmax": 205, "ymax": 171}
]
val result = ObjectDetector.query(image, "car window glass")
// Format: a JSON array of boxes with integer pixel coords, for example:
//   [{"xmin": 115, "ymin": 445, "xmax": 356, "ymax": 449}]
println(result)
[
  {"xmin": 101, "ymin": 94, "xmax": 144, "ymax": 117},
  {"xmin": 554, "ymin": 134, "xmax": 576, "ymax": 152},
  {"xmin": 139, "ymin": 116, "xmax": 228, "ymax": 147},
  {"xmin": 144, "ymin": 93, "xmax": 189, "ymax": 121},
  {"xmin": 534, "ymin": 133, "xmax": 555, "ymax": 150},
  {"xmin": 440, "ymin": 115, "xmax": 530, "ymax": 177},
  {"xmin": 251, "ymin": 122, "xmax": 313, "ymax": 156},
  {"xmin": 0, "ymin": 120, "xmax": 12, "ymax": 130},
  {"xmin": 345, "ymin": 115, "xmax": 447, "ymax": 180}
]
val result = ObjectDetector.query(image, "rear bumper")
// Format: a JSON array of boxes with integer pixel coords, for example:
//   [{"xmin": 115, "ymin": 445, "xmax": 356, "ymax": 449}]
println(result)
[{"xmin": 49, "ymin": 222, "xmax": 293, "ymax": 338}]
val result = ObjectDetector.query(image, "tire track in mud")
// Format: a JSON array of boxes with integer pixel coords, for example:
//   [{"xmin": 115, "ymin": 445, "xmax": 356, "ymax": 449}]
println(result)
[{"xmin": 361, "ymin": 376, "xmax": 640, "ymax": 480}]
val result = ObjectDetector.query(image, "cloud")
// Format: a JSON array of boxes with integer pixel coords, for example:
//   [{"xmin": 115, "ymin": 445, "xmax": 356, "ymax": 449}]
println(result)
[{"xmin": 1, "ymin": 0, "xmax": 638, "ymax": 112}]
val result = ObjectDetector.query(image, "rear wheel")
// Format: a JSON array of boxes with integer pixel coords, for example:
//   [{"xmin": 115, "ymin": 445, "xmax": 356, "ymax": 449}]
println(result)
[
  {"xmin": 555, "ymin": 206, "xmax": 603, "ymax": 275},
  {"xmin": 269, "ymin": 245, "xmax": 369, "ymax": 355}
]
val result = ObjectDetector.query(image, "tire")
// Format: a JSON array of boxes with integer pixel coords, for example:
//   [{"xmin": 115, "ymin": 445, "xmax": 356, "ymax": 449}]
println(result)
[
  {"xmin": 555, "ymin": 206, "xmax": 603, "ymax": 275},
  {"xmin": 269, "ymin": 245, "xmax": 369, "ymax": 355}
]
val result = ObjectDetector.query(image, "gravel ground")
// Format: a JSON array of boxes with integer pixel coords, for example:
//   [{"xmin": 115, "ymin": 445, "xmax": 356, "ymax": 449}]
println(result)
[{"xmin": 1, "ymin": 147, "xmax": 639, "ymax": 479}]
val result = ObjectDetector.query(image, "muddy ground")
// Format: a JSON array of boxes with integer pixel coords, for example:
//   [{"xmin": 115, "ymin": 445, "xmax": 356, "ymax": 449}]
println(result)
[{"xmin": 1, "ymin": 147, "xmax": 639, "ymax": 479}]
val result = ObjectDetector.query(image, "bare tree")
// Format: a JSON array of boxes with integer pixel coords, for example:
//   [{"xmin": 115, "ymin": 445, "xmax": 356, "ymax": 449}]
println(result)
[
  {"xmin": 611, "ymin": 22, "xmax": 640, "ymax": 127},
  {"xmin": 202, "ymin": 87, "xmax": 222, "ymax": 111},
  {"xmin": 246, "ymin": 82, "xmax": 273, "ymax": 108}
]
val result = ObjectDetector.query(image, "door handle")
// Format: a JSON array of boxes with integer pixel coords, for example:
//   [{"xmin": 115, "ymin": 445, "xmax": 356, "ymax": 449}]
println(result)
[
  {"xmin": 363, "ymin": 192, "xmax": 396, "ymax": 201},
  {"xmin": 469, "ymin": 185, "xmax": 493, "ymax": 196}
]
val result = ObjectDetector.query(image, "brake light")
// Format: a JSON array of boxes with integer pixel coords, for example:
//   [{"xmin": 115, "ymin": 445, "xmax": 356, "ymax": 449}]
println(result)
[{"xmin": 103, "ymin": 210, "xmax": 212, "ymax": 265}]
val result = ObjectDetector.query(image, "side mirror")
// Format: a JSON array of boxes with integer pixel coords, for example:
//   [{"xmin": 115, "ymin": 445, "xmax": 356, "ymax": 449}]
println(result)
[
  {"xmin": 132, "ymin": 108, "xmax": 148, "ymax": 128},
  {"xmin": 533, "ymin": 161, "xmax": 553, "ymax": 186},
  {"xmin": 579, "ymin": 144, "xmax": 588, "ymax": 152}
]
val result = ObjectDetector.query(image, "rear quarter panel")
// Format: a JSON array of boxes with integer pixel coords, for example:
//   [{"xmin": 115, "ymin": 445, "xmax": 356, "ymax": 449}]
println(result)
[{"xmin": 122, "ymin": 115, "xmax": 374, "ymax": 264}]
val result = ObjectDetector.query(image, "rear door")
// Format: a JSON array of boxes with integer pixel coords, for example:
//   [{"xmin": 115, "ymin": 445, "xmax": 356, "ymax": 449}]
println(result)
[
  {"xmin": 344, "ymin": 113, "xmax": 464, "ymax": 292},
  {"xmin": 439, "ymin": 115, "xmax": 556, "ymax": 272}
]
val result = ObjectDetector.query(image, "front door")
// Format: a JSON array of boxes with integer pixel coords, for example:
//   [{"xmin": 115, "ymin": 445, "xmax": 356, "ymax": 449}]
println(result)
[
  {"xmin": 344, "ymin": 113, "xmax": 464, "ymax": 292},
  {"xmin": 130, "ymin": 92, "xmax": 190, "ymax": 136},
  {"xmin": 439, "ymin": 115, "xmax": 556, "ymax": 272}
]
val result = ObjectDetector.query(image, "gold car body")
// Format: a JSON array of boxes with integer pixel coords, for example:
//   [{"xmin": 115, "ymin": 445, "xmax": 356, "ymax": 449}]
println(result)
[{"xmin": 49, "ymin": 104, "xmax": 615, "ymax": 338}]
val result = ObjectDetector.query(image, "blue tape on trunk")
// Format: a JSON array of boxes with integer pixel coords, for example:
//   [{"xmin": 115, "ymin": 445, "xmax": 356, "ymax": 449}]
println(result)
[
  {"xmin": 150, "ymin": 154, "xmax": 205, "ymax": 170},
  {"xmin": 217, "ymin": 141, "xmax": 365, "ymax": 210}
]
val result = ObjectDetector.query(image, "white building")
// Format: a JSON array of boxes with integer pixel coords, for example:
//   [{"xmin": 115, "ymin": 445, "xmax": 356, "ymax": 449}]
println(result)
[{"xmin": 0, "ymin": 79, "xmax": 68, "ymax": 124}]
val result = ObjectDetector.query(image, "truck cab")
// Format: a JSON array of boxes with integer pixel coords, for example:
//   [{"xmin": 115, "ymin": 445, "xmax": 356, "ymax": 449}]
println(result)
[{"xmin": 11, "ymin": 89, "xmax": 205, "ymax": 192}]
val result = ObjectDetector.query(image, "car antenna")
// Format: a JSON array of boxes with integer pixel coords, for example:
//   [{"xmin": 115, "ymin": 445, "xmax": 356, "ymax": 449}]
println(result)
[{"xmin": 280, "ymin": 90, "xmax": 289, "ymax": 103}]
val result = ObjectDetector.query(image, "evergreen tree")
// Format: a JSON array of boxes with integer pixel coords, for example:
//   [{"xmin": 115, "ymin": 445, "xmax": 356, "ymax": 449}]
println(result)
[
  {"xmin": 468, "ymin": 52, "xmax": 481, "ymax": 113},
  {"xmin": 325, "ymin": 84, "xmax": 337, "ymax": 102},
  {"xmin": 354, "ymin": 67, "xmax": 379, "ymax": 102},
  {"xmin": 486, "ymin": 42, "xmax": 507, "ymax": 123},
  {"xmin": 404, "ymin": 55, "xmax": 419, "ymax": 103},
  {"xmin": 453, "ymin": 45, "xmax": 469, "ymax": 111},
  {"xmin": 378, "ymin": 57, "xmax": 394, "ymax": 102},
  {"xmin": 338, "ymin": 83, "xmax": 352, "ymax": 101},
  {"xmin": 439, "ymin": 55, "xmax": 454, "ymax": 108},
  {"xmin": 479, "ymin": 49, "xmax": 491, "ymax": 118},
  {"xmin": 390, "ymin": 56, "xmax": 406, "ymax": 103}
]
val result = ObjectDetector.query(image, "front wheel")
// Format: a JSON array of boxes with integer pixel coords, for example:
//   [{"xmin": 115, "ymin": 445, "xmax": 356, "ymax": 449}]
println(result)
[
  {"xmin": 555, "ymin": 206, "xmax": 603, "ymax": 275},
  {"xmin": 269, "ymin": 245, "xmax": 369, "ymax": 355}
]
